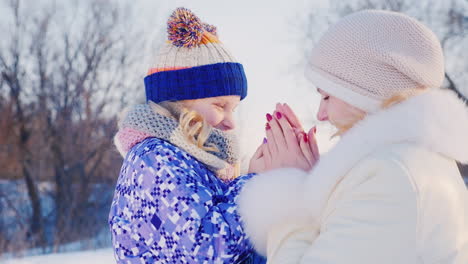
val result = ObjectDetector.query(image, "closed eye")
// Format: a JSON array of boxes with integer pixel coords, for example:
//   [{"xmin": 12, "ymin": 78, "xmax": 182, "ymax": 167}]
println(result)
[{"xmin": 214, "ymin": 103, "xmax": 225, "ymax": 111}]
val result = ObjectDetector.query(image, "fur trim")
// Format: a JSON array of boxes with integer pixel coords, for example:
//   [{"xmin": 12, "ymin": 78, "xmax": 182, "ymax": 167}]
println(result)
[
  {"xmin": 238, "ymin": 89, "xmax": 468, "ymax": 252},
  {"xmin": 238, "ymin": 168, "xmax": 311, "ymax": 256}
]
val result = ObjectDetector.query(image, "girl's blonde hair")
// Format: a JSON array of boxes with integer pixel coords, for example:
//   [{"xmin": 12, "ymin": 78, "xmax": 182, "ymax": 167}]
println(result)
[
  {"xmin": 335, "ymin": 90, "xmax": 425, "ymax": 136},
  {"xmin": 156, "ymin": 101, "xmax": 219, "ymax": 153}
]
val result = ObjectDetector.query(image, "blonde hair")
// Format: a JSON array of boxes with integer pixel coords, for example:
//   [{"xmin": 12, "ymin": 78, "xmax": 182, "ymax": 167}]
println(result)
[
  {"xmin": 333, "ymin": 107, "xmax": 366, "ymax": 137},
  {"xmin": 334, "ymin": 89, "xmax": 425, "ymax": 136},
  {"xmin": 156, "ymin": 101, "xmax": 219, "ymax": 153}
]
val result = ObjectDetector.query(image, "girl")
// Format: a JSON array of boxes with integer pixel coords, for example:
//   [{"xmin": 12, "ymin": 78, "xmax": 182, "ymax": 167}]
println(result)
[
  {"xmin": 109, "ymin": 8, "xmax": 265, "ymax": 264},
  {"xmin": 241, "ymin": 10, "xmax": 468, "ymax": 263}
]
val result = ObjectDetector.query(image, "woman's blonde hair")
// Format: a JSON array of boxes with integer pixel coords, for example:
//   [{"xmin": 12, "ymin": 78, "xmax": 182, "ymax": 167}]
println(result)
[{"xmin": 335, "ymin": 89, "xmax": 425, "ymax": 136}]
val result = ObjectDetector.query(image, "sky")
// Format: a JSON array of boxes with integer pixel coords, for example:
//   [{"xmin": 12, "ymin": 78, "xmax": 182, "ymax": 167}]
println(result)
[{"xmin": 135, "ymin": 0, "xmax": 338, "ymax": 163}]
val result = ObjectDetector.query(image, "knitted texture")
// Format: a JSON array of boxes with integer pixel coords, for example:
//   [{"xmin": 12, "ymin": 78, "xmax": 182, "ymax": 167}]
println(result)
[
  {"xmin": 144, "ymin": 62, "xmax": 247, "ymax": 103},
  {"xmin": 306, "ymin": 10, "xmax": 444, "ymax": 112},
  {"xmin": 114, "ymin": 103, "xmax": 239, "ymax": 180},
  {"xmin": 145, "ymin": 8, "xmax": 247, "ymax": 103}
]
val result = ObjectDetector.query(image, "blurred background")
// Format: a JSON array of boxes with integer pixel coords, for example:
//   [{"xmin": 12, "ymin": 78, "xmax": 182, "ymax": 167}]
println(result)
[{"xmin": 0, "ymin": 0, "xmax": 467, "ymax": 263}]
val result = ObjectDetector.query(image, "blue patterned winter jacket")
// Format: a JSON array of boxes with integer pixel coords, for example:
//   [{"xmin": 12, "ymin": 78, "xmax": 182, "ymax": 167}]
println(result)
[{"xmin": 109, "ymin": 137, "xmax": 265, "ymax": 264}]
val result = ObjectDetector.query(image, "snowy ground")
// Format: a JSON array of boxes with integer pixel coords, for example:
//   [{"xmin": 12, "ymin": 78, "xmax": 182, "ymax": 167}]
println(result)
[{"xmin": 1, "ymin": 248, "xmax": 115, "ymax": 264}]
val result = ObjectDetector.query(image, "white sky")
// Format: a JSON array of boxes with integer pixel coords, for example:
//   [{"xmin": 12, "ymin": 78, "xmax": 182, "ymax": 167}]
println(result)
[{"xmin": 136, "ymin": 0, "xmax": 338, "ymax": 162}]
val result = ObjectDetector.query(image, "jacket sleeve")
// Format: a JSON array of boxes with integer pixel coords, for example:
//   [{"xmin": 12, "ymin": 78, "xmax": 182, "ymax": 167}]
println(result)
[
  {"xmin": 109, "ymin": 144, "xmax": 256, "ymax": 264},
  {"xmin": 295, "ymin": 157, "xmax": 418, "ymax": 264}
]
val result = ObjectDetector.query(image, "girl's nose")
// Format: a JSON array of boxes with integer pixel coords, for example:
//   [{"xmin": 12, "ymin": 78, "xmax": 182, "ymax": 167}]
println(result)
[{"xmin": 219, "ymin": 115, "xmax": 235, "ymax": 131}]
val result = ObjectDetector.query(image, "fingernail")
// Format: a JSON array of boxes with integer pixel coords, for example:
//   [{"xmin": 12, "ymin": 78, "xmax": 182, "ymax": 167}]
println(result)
[
  {"xmin": 313, "ymin": 127, "xmax": 317, "ymax": 134},
  {"xmin": 266, "ymin": 123, "xmax": 271, "ymax": 130},
  {"xmin": 303, "ymin": 132, "xmax": 308, "ymax": 143},
  {"xmin": 276, "ymin": 112, "xmax": 282, "ymax": 119},
  {"xmin": 266, "ymin": 113, "xmax": 273, "ymax": 122},
  {"xmin": 263, "ymin": 137, "xmax": 267, "ymax": 144}
]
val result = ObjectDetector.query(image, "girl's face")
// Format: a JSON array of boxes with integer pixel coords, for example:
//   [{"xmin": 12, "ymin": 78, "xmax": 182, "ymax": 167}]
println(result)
[
  {"xmin": 183, "ymin": 95, "xmax": 240, "ymax": 131},
  {"xmin": 316, "ymin": 88, "xmax": 366, "ymax": 130}
]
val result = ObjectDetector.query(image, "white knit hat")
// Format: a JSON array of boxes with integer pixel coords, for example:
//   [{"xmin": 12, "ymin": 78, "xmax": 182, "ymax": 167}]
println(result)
[{"xmin": 306, "ymin": 10, "xmax": 445, "ymax": 112}]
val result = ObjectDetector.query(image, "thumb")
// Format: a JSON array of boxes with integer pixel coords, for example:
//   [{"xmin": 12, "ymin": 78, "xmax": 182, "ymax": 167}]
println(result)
[
  {"xmin": 307, "ymin": 127, "xmax": 320, "ymax": 160},
  {"xmin": 251, "ymin": 139, "xmax": 265, "ymax": 159}
]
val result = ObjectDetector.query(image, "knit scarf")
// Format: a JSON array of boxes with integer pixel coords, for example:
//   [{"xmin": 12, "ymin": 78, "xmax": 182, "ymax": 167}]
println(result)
[{"xmin": 114, "ymin": 103, "xmax": 240, "ymax": 181}]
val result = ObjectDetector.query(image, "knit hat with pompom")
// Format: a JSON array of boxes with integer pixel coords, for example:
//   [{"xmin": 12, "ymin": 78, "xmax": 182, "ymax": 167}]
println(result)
[
  {"xmin": 145, "ymin": 8, "xmax": 247, "ymax": 103},
  {"xmin": 306, "ymin": 10, "xmax": 445, "ymax": 112}
]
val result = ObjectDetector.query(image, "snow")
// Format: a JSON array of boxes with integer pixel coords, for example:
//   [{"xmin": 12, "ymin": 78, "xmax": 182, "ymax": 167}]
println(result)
[{"xmin": 1, "ymin": 248, "xmax": 115, "ymax": 264}]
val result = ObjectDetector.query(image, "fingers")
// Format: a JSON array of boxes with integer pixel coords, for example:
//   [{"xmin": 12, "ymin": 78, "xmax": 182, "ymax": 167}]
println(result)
[
  {"xmin": 274, "ymin": 110, "xmax": 301, "ymax": 153},
  {"xmin": 299, "ymin": 132, "xmax": 314, "ymax": 170},
  {"xmin": 265, "ymin": 121, "xmax": 278, "ymax": 157},
  {"xmin": 282, "ymin": 103, "xmax": 303, "ymax": 130},
  {"xmin": 268, "ymin": 112, "xmax": 288, "ymax": 153},
  {"xmin": 275, "ymin": 103, "xmax": 285, "ymax": 114},
  {"xmin": 307, "ymin": 126, "xmax": 320, "ymax": 161},
  {"xmin": 276, "ymin": 102, "xmax": 302, "ymax": 130},
  {"xmin": 262, "ymin": 140, "xmax": 272, "ymax": 168},
  {"xmin": 252, "ymin": 140, "xmax": 265, "ymax": 159}
]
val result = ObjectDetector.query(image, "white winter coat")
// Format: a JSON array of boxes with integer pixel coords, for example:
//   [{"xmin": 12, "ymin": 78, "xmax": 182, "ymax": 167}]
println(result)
[{"xmin": 238, "ymin": 89, "xmax": 468, "ymax": 264}]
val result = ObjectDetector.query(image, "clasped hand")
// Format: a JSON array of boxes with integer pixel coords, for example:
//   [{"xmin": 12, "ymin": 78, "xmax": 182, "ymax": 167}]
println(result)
[{"xmin": 249, "ymin": 103, "xmax": 320, "ymax": 173}]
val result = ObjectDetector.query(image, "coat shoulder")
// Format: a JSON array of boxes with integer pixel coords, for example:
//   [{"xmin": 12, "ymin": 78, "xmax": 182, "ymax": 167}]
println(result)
[
  {"xmin": 127, "ymin": 137, "xmax": 200, "ymax": 169},
  {"xmin": 342, "ymin": 143, "xmax": 417, "ymax": 188}
]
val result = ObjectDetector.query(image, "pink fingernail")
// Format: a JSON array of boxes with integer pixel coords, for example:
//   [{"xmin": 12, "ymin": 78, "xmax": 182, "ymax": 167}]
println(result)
[
  {"xmin": 276, "ymin": 112, "xmax": 282, "ymax": 119},
  {"xmin": 266, "ymin": 123, "xmax": 271, "ymax": 130},
  {"xmin": 313, "ymin": 126, "xmax": 317, "ymax": 134},
  {"xmin": 266, "ymin": 113, "xmax": 273, "ymax": 122}
]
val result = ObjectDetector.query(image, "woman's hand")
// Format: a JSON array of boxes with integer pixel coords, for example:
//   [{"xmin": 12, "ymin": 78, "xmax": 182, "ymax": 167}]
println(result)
[
  {"xmin": 274, "ymin": 103, "xmax": 320, "ymax": 169},
  {"xmin": 263, "ymin": 110, "xmax": 317, "ymax": 171},
  {"xmin": 248, "ymin": 103, "xmax": 320, "ymax": 173}
]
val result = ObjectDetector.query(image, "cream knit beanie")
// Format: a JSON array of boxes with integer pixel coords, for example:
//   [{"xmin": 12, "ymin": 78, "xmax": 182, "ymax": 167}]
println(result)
[{"xmin": 306, "ymin": 10, "xmax": 445, "ymax": 112}]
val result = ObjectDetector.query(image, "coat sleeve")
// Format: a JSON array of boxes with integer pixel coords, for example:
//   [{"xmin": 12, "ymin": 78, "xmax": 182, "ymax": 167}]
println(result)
[
  {"xmin": 109, "ymin": 143, "xmax": 256, "ymax": 264},
  {"xmin": 295, "ymin": 157, "xmax": 418, "ymax": 264}
]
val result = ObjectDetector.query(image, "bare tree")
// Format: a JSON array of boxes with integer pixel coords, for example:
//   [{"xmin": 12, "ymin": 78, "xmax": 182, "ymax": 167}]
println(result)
[
  {"xmin": 0, "ymin": 0, "xmax": 44, "ymax": 248},
  {"xmin": 0, "ymin": 0, "xmax": 149, "ymax": 253}
]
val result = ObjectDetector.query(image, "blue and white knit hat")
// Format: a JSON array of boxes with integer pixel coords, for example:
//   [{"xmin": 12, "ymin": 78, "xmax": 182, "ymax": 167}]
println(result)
[{"xmin": 144, "ymin": 7, "xmax": 247, "ymax": 103}]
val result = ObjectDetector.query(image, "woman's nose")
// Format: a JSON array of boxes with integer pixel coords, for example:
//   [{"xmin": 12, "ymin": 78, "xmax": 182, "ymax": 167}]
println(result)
[{"xmin": 317, "ymin": 103, "xmax": 329, "ymax": 121}]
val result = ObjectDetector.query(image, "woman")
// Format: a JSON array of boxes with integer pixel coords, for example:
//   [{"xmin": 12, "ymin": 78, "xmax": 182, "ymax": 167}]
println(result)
[
  {"xmin": 241, "ymin": 10, "xmax": 468, "ymax": 263},
  {"xmin": 108, "ymin": 8, "xmax": 265, "ymax": 263}
]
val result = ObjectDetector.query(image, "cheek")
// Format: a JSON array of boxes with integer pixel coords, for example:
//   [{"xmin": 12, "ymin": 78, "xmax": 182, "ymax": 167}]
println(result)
[
  {"xmin": 328, "ymin": 100, "xmax": 356, "ymax": 125},
  {"xmin": 197, "ymin": 108, "xmax": 224, "ymax": 127},
  {"xmin": 205, "ymin": 112, "xmax": 224, "ymax": 127},
  {"xmin": 327, "ymin": 101, "xmax": 348, "ymax": 124}
]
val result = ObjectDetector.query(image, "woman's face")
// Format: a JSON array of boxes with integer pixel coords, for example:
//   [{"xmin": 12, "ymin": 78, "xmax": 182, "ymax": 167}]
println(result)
[
  {"xmin": 316, "ymin": 88, "xmax": 366, "ymax": 129},
  {"xmin": 183, "ymin": 95, "xmax": 240, "ymax": 131}
]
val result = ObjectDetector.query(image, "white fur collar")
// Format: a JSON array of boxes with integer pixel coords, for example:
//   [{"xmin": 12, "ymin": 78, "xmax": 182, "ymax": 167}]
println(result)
[
  {"xmin": 238, "ymin": 89, "xmax": 468, "ymax": 256},
  {"xmin": 303, "ymin": 89, "xmax": 468, "ymax": 219}
]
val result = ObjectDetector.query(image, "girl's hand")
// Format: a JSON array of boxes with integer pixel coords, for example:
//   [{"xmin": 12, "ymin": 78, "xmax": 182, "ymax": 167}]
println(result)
[{"xmin": 248, "ymin": 139, "xmax": 267, "ymax": 174}]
